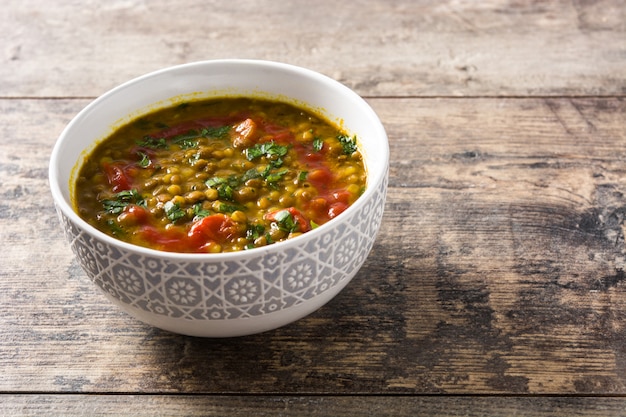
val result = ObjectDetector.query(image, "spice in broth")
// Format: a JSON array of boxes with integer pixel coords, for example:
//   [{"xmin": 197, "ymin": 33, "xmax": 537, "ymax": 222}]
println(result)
[{"xmin": 74, "ymin": 97, "xmax": 366, "ymax": 253}]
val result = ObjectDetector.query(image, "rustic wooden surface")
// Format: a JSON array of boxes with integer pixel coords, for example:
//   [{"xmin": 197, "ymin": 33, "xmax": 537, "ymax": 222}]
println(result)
[{"xmin": 1, "ymin": 0, "xmax": 626, "ymax": 415}]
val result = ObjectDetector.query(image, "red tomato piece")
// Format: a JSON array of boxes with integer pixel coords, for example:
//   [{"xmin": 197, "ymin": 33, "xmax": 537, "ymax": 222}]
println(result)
[
  {"xmin": 232, "ymin": 118, "xmax": 258, "ymax": 149},
  {"xmin": 331, "ymin": 190, "xmax": 351, "ymax": 205},
  {"xmin": 102, "ymin": 162, "xmax": 133, "ymax": 192},
  {"xmin": 118, "ymin": 204, "xmax": 149, "ymax": 226},
  {"xmin": 306, "ymin": 167, "xmax": 334, "ymax": 191},
  {"xmin": 188, "ymin": 214, "xmax": 239, "ymax": 245},
  {"xmin": 139, "ymin": 225, "xmax": 188, "ymax": 252},
  {"xmin": 328, "ymin": 202, "xmax": 348, "ymax": 219},
  {"xmin": 261, "ymin": 120, "xmax": 294, "ymax": 144}
]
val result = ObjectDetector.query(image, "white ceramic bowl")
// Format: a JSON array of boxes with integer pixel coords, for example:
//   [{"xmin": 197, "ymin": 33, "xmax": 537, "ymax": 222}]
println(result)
[{"xmin": 49, "ymin": 60, "xmax": 388, "ymax": 337}]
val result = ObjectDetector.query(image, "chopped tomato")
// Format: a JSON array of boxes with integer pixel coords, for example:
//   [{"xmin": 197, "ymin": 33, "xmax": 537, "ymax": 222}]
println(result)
[
  {"xmin": 232, "ymin": 118, "xmax": 258, "ymax": 149},
  {"xmin": 328, "ymin": 202, "xmax": 348, "ymax": 219},
  {"xmin": 117, "ymin": 204, "xmax": 149, "ymax": 227},
  {"xmin": 188, "ymin": 214, "xmax": 240, "ymax": 246},
  {"xmin": 139, "ymin": 225, "xmax": 189, "ymax": 252},
  {"xmin": 261, "ymin": 120, "xmax": 294, "ymax": 144},
  {"xmin": 138, "ymin": 215, "xmax": 242, "ymax": 253},
  {"xmin": 306, "ymin": 167, "xmax": 334, "ymax": 192},
  {"xmin": 102, "ymin": 162, "xmax": 134, "ymax": 192},
  {"xmin": 76, "ymin": 98, "xmax": 367, "ymax": 253},
  {"xmin": 331, "ymin": 190, "xmax": 351, "ymax": 204},
  {"xmin": 306, "ymin": 189, "xmax": 352, "ymax": 223}
]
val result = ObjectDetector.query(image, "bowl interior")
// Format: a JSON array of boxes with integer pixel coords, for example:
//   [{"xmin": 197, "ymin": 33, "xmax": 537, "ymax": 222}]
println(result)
[{"xmin": 50, "ymin": 60, "xmax": 389, "ymax": 253}]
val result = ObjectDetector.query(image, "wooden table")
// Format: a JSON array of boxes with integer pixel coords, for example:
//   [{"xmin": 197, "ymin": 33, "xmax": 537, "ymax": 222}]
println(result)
[{"xmin": 2, "ymin": 0, "xmax": 625, "ymax": 415}]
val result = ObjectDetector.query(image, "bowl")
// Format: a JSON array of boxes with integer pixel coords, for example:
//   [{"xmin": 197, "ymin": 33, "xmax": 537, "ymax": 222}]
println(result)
[{"xmin": 49, "ymin": 60, "xmax": 388, "ymax": 337}]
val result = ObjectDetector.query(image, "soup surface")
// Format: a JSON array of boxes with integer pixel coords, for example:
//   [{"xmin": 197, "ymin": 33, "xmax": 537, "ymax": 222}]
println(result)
[{"xmin": 74, "ymin": 97, "xmax": 366, "ymax": 253}]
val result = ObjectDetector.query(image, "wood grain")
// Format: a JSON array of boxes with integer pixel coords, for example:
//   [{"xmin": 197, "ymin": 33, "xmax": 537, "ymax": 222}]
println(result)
[
  {"xmin": 2, "ymin": 395, "xmax": 626, "ymax": 417},
  {"xmin": 1, "ymin": 0, "xmax": 624, "ymax": 98},
  {"xmin": 1, "ymin": 97, "xmax": 625, "ymax": 396},
  {"xmin": 1, "ymin": 0, "xmax": 625, "ymax": 414}
]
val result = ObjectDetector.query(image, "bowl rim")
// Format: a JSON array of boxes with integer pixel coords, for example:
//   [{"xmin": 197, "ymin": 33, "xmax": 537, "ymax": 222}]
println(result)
[{"xmin": 49, "ymin": 59, "xmax": 389, "ymax": 261}]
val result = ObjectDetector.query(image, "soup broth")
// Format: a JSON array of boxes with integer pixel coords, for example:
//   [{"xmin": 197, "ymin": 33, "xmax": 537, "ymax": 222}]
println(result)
[{"xmin": 74, "ymin": 97, "xmax": 366, "ymax": 253}]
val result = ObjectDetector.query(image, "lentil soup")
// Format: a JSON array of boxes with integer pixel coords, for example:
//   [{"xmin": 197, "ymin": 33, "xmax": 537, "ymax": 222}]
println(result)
[{"xmin": 73, "ymin": 97, "xmax": 366, "ymax": 253}]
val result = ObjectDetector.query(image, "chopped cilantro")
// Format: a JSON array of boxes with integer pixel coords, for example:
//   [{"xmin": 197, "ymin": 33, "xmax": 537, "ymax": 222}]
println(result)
[
  {"xmin": 172, "ymin": 130, "xmax": 200, "ymax": 149},
  {"xmin": 337, "ymin": 134, "xmax": 358, "ymax": 155},
  {"xmin": 164, "ymin": 201, "xmax": 186, "ymax": 222},
  {"xmin": 137, "ymin": 125, "xmax": 229, "ymax": 151},
  {"xmin": 265, "ymin": 168, "xmax": 288, "ymax": 184},
  {"xmin": 201, "ymin": 125, "xmax": 231, "ymax": 139},
  {"xmin": 246, "ymin": 224, "xmax": 265, "ymax": 240},
  {"xmin": 205, "ymin": 176, "xmax": 227, "ymax": 188},
  {"xmin": 206, "ymin": 176, "xmax": 238, "ymax": 201},
  {"xmin": 245, "ymin": 141, "xmax": 289, "ymax": 162},
  {"xmin": 217, "ymin": 184, "xmax": 234, "ymax": 200},
  {"xmin": 192, "ymin": 203, "xmax": 211, "ymax": 220},
  {"xmin": 136, "ymin": 151, "xmax": 151, "ymax": 168},
  {"xmin": 273, "ymin": 209, "xmax": 298, "ymax": 233},
  {"xmin": 245, "ymin": 223, "xmax": 267, "ymax": 249},
  {"xmin": 218, "ymin": 203, "xmax": 241, "ymax": 213},
  {"xmin": 102, "ymin": 189, "xmax": 145, "ymax": 214},
  {"xmin": 102, "ymin": 201, "xmax": 128, "ymax": 215},
  {"xmin": 136, "ymin": 136, "xmax": 168, "ymax": 149},
  {"xmin": 313, "ymin": 137, "xmax": 324, "ymax": 152},
  {"xmin": 206, "ymin": 176, "xmax": 240, "ymax": 188},
  {"xmin": 241, "ymin": 168, "xmax": 262, "ymax": 182}
]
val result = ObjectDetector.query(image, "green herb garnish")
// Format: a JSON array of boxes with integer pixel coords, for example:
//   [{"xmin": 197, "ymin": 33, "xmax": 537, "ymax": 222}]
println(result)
[
  {"xmin": 217, "ymin": 184, "xmax": 234, "ymax": 200},
  {"xmin": 102, "ymin": 189, "xmax": 145, "ymax": 214},
  {"xmin": 192, "ymin": 203, "xmax": 211, "ymax": 220},
  {"xmin": 241, "ymin": 168, "xmax": 262, "ymax": 182},
  {"xmin": 264, "ymin": 168, "xmax": 288, "ymax": 184},
  {"xmin": 206, "ymin": 176, "xmax": 238, "ymax": 201},
  {"xmin": 273, "ymin": 209, "xmax": 298, "ymax": 233},
  {"xmin": 201, "ymin": 125, "xmax": 231, "ymax": 139},
  {"xmin": 245, "ymin": 141, "xmax": 289, "ymax": 163},
  {"xmin": 136, "ymin": 136, "xmax": 168, "ymax": 149},
  {"xmin": 218, "ymin": 203, "xmax": 241, "ymax": 213},
  {"xmin": 205, "ymin": 176, "xmax": 226, "ymax": 188},
  {"xmin": 337, "ymin": 134, "xmax": 358, "ymax": 155},
  {"xmin": 313, "ymin": 137, "xmax": 324, "ymax": 152},
  {"xmin": 244, "ymin": 223, "xmax": 267, "ymax": 249},
  {"xmin": 164, "ymin": 201, "xmax": 186, "ymax": 222},
  {"xmin": 136, "ymin": 151, "xmax": 151, "ymax": 168},
  {"xmin": 246, "ymin": 224, "xmax": 265, "ymax": 241},
  {"xmin": 172, "ymin": 130, "xmax": 200, "ymax": 149}
]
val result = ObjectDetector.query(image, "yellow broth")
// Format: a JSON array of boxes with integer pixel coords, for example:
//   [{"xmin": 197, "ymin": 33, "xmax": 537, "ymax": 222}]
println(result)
[{"xmin": 74, "ymin": 97, "xmax": 366, "ymax": 253}]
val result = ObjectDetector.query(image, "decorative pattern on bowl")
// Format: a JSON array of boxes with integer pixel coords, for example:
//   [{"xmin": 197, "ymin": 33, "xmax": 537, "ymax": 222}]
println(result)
[
  {"xmin": 50, "ymin": 60, "xmax": 390, "ymax": 336},
  {"xmin": 59, "ymin": 175, "xmax": 386, "ymax": 321}
]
